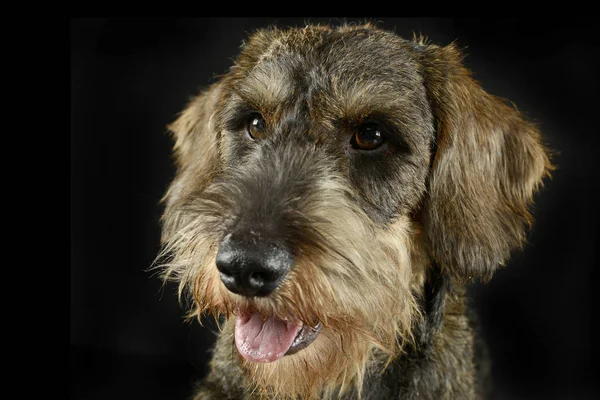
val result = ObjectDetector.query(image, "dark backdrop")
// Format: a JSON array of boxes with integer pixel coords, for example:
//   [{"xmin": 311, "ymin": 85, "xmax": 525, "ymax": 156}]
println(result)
[{"xmin": 71, "ymin": 18, "xmax": 599, "ymax": 400}]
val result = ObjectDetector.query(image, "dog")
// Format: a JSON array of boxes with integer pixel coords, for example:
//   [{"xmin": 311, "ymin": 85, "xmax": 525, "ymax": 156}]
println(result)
[{"xmin": 157, "ymin": 23, "xmax": 552, "ymax": 399}]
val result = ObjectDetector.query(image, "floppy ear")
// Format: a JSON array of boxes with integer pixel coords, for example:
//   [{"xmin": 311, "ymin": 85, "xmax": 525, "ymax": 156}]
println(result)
[
  {"xmin": 416, "ymin": 42, "xmax": 552, "ymax": 282},
  {"xmin": 161, "ymin": 83, "xmax": 222, "ymax": 242},
  {"xmin": 167, "ymin": 83, "xmax": 222, "ymax": 170}
]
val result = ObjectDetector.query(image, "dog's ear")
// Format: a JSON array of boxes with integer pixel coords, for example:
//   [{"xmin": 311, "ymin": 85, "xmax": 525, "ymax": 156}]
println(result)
[
  {"xmin": 415, "ymin": 41, "xmax": 552, "ymax": 282},
  {"xmin": 167, "ymin": 83, "xmax": 222, "ymax": 171},
  {"xmin": 161, "ymin": 83, "xmax": 222, "ymax": 241}
]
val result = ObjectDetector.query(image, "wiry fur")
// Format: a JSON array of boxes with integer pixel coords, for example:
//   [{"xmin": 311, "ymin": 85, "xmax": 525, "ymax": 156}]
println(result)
[
  {"xmin": 160, "ymin": 146, "xmax": 420, "ymax": 398},
  {"xmin": 156, "ymin": 23, "xmax": 552, "ymax": 399}
]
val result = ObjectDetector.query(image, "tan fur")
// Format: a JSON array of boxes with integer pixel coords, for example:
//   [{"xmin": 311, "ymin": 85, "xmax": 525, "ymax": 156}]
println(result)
[
  {"xmin": 161, "ymin": 184, "xmax": 421, "ymax": 398},
  {"xmin": 156, "ymin": 24, "xmax": 552, "ymax": 400}
]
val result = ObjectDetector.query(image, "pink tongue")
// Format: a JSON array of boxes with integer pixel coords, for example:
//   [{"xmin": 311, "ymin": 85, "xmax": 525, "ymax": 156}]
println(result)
[{"xmin": 234, "ymin": 312, "xmax": 301, "ymax": 363}]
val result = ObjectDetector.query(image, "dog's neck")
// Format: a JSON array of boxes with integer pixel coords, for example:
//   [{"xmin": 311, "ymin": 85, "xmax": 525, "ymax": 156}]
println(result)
[
  {"xmin": 344, "ymin": 232, "xmax": 481, "ymax": 400},
  {"xmin": 350, "ymin": 282, "xmax": 480, "ymax": 400}
]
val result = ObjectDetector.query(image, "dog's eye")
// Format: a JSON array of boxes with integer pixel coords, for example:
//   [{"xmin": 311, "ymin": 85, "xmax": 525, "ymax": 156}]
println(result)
[
  {"xmin": 246, "ymin": 114, "xmax": 267, "ymax": 140},
  {"xmin": 351, "ymin": 123, "xmax": 385, "ymax": 150}
]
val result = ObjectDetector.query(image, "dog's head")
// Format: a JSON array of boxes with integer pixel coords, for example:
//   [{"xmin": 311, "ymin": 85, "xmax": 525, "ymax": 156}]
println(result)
[{"xmin": 159, "ymin": 24, "xmax": 551, "ymax": 397}]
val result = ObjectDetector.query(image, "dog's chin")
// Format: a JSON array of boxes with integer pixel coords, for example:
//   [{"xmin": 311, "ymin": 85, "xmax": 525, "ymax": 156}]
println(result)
[{"xmin": 234, "ymin": 310, "xmax": 322, "ymax": 363}]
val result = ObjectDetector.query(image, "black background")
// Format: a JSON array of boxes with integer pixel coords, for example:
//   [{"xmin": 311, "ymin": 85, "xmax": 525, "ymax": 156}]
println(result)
[{"xmin": 71, "ymin": 18, "xmax": 599, "ymax": 400}]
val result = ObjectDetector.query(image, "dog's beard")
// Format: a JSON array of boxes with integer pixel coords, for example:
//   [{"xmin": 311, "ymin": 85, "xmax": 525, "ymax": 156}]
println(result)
[{"xmin": 157, "ymin": 176, "xmax": 420, "ymax": 399}]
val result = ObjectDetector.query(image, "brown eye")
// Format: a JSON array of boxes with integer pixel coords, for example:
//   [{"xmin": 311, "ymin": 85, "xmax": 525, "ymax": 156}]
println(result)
[
  {"xmin": 351, "ymin": 123, "xmax": 385, "ymax": 150},
  {"xmin": 246, "ymin": 114, "xmax": 267, "ymax": 140}
]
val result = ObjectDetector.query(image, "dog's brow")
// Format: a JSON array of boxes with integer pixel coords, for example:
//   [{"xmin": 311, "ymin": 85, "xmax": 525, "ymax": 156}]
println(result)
[{"xmin": 234, "ymin": 62, "xmax": 295, "ymax": 114}]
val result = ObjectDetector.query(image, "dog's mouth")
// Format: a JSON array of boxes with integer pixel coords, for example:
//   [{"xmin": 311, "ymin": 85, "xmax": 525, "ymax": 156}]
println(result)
[{"xmin": 234, "ymin": 310, "xmax": 322, "ymax": 363}]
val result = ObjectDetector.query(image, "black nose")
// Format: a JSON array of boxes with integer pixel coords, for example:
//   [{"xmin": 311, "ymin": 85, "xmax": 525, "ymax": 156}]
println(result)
[{"xmin": 215, "ymin": 233, "xmax": 293, "ymax": 297}]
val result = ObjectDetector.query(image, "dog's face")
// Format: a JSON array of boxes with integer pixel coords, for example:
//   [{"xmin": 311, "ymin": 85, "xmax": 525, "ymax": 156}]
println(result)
[{"xmin": 159, "ymin": 24, "xmax": 550, "ymax": 398}]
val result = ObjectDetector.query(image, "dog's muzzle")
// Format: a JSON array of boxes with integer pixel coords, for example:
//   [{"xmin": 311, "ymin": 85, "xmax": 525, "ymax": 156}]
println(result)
[{"xmin": 215, "ymin": 232, "xmax": 293, "ymax": 297}]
